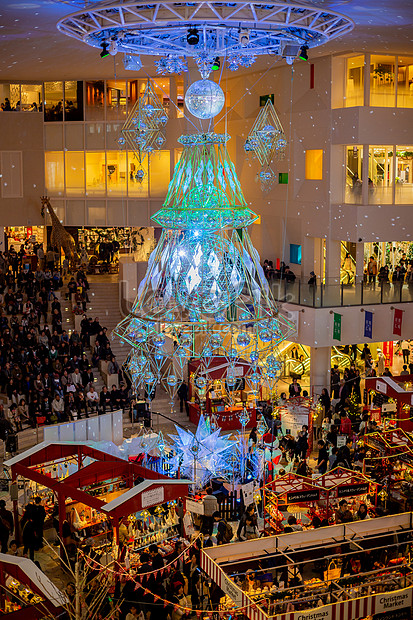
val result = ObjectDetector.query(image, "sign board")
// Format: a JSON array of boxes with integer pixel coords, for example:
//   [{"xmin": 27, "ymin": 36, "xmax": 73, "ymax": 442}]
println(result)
[
  {"xmin": 185, "ymin": 498, "xmax": 204, "ymax": 515},
  {"xmin": 376, "ymin": 381, "xmax": 388, "ymax": 395},
  {"xmin": 373, "ymin": 588, "xmax": 412, "ymax": 616},
  {"xmin": 242, "ymin": 481, "xmax": 254, "ymax": 505},
  {"xmin": 336, "ymin": 435, "xmax": 347, "ymax": 448},
  {"xmin": 141, "ymin": 486, "xmax": 164, "ymax": 509},
  {"xmin": 293, "ymin": 605, "xmax": 332, "ymax": 620},
  {"xmin": 221, "ymin": 573, "xmax": 244, "ymax": 606},
  {"xmin": 382, "ymin": 402, "xmax": 397, "ymax": 413},
  {"xmin": 287, "ymin": 490, "xmax": 320, "ymax": 503},
  {"xmin": 183, "ymin": 511, "xmax": 195, "ymax": 537},
  {"xmin": 373, "ymin": 608, "xmax": 412, "ymax": 620},
  {"xmin": 281, "ymin": 409, "xmax": 308, "ymax": 439},
  {"xmin": 337, "ymin": 483, "xmax": 369, "ymax": 498}
]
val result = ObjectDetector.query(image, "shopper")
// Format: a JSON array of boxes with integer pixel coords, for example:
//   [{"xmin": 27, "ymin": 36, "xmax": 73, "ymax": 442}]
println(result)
[
  {"xmin": 213, "ymin": 511, "xmax": 233, "ymax": 545},
  {"xmin": 401, "ymin": 340, "xmax": 411, "ymax": 364},
  {"xmin": 316, "ymin": 440, "xmax": 328, "ymax": 474},
  {"xmin": 289, "ymin": 378, "xmax": 301, "ymax": 398},
  {"xmin": 0, "ymin": 500, "xmax": 13, "ymax": 553},
  {"xmin": 177, "ymin": 380, "xmax": 189, "ymax": 415},
  {"xmin": 340, "ymin": 411, "xmax": 352, "ymax": 436},
  {"xmin": 237, "ymin": 504, "xmax": 258, "ymax": 541},
  {"xmin": 33, "ymin": 496, "xmax": 46, "ymax": 550},
  {"xmin": 202, "ymin": 487, "xmax": 218, "ymax": 536}
]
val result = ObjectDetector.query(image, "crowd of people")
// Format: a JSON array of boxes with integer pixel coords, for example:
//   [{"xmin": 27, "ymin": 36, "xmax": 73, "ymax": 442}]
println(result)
[{"xmin": 0, "ymin": 247, "xmax": 132, "ymax": 444}]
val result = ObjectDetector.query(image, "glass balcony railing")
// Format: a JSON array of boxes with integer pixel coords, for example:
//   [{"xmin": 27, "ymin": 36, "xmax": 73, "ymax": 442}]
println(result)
[{"xmin": 270, "ymin": 277, "xmax": 413, "ymax": 308}]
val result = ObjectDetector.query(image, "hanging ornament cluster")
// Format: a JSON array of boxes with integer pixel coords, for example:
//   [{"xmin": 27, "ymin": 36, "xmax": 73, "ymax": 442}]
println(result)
[
  {"xmin": 155, "ymin": 56, "xmax": 188, "ymax": 75},
  {"xmin": 244, "ymin": 98, "xmax": 287, "ymax": 191},
  {"xmin": 118, "ymin": 79, "xmax": 168, "ymax": 182},
  {"xmin": 114, "ymin": 129, "xmax": 295, "ymax": 407},
  {"xmin": 227, "ymin": 53, "xmax": 257, "ymax": 71}
]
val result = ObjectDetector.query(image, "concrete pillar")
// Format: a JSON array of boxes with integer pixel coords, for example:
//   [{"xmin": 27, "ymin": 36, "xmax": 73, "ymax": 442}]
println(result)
[
  {"xmin": 355, "ymin": 242, "xmax": 364, "ymax": 280},
  {"xmin": 310, "ymin": 346, "xmax": 331, "ymax": 397},
  {"xmin": 325, "ymin": 238, "xmax": 341, "ymax": 283}
]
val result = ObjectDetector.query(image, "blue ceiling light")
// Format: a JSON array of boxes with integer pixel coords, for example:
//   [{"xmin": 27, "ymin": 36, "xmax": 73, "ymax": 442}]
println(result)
[{"xmin": 56, "ymin": 0, "xmax": 354, "ymax": 73}]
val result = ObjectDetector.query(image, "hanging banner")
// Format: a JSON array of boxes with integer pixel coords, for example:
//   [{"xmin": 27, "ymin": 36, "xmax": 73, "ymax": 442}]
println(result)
[
  {"xmin": 393, "ymin": 309, "xmax": 403, "ymax": 336},
  {"xmin": 383, "ymin": 341, "xmax": 394, "ymax": 367},
  {"xmin": 364, "ymin": 310, "xmax": 373, "ymax": 339},
  {"xmin": 333, "ymin": 313, "xmax": 342, "ymax": 341}
]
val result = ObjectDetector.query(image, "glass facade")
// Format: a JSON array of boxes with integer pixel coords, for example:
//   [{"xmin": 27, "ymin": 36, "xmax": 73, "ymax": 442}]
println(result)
[
  {"xmin": 44, "ymin": 81, "xmax": 64, "ymax": 121},
  {"xmin": 370, "ymin": 55, "xmax": 396, "ymax": 107},
  {"xmin": 395, "ymin": 146, "xmax": 413, "ymax": 203},
  {"xmin": 368, "ymin": 146, "xmax": 393, "ymax": 204},
  {"xmin": 345, "ymin": 146, "xmax": 363, "ymax": 204},
  {"xmin": 345, "ymin": 56, "xmax": 364, "ymax": 107},
  {"xmin": 305, "ymin": 150, "xmax": 323, "ymax": 180}
]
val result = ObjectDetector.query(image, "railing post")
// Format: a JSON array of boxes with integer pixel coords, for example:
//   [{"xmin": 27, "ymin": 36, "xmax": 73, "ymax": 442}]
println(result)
[
  {"xmin": 341, "ymin": 282, "xmax": 344, "ymax": 306},
  {"xmin": 360, "ymin": 278, "xmax": 363, "ymax": 305},
  {"xmin": 312, "ymin": 283, "xmax": 316, "ymax": 307},
  {"xmin": 400, "ymin": 282, "xmax": 403, "ymax": 303},
  {"xmin": 380, "ymin": 281, "xmax": 383, "ymax": 304}
]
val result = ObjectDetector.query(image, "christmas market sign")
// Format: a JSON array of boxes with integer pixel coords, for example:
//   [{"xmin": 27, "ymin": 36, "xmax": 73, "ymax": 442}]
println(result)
[
  {"xmin": 294, "ymin": 605, "xmax": 332, "ymax": 620},
  {"xmin": 337, "ymin": 483, "xmax": 369, "ymax": 498},
  {"xmin": 141, "ymin": 486, "xmax": 165, "ymax": 508},
  {"xmin": 221, "ymin": 574, "xmax": 244, "ymax": 606},
  {"xmin": 287, "ymin": 490, "xmax": 320, "ymax": 503},
  {"xmin": 373, "ymin": 588, "xmax": 412, "ymax": 616}
]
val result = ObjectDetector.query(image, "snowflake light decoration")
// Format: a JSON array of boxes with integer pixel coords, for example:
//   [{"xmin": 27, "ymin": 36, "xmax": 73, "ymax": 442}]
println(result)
[
  {"xmin": 168, "ymin": 415, "xmax": 234, "ymax": 485},
  {"xmin": 155, "ymin": 56, "xmax": 188, "ymax": 75}
]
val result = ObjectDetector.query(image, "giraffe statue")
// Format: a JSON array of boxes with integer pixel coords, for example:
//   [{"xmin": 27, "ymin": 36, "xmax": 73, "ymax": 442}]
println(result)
[{"xmin": 40, "ymin": 196, "xmax": 79, "ymax": 267}]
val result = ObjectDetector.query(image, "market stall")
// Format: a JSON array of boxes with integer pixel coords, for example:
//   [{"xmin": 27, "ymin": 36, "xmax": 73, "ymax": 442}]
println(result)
[
  {"xmin": 0, "ymin": 554, "xmax": 67, "ymax": 618},
  {"xmin": 365, "ymin": 375, "xmax": 413, "ymax": 431},
  {"xmin": 201, "ymin": 512, "xmax": 413, "ymax": 620},
  {"xmin": 4, "ymin": 442, "xmax": 190, "ymax": 552},
  {"xmin": 274, "ymin": 396, "xmax": 314, "ymax": 454},
  {"xmin": 263, "ymin": 467, "xmax": 378, "ymax": 532},
  {"xmin": 188, "ymin": 357, "xmax": 258, "ymax": 430}
]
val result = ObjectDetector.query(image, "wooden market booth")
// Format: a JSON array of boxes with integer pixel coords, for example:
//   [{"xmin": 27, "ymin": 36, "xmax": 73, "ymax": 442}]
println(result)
[
  {"xmin": 0, "ymin": 553, "xmax": 67, "ymax": 618},
  {"xmin": 4, "ymin": 441, "xmax": 191, "ymax": 548},
  {"xmin": 365, "ymin": 375, "xmax": 413, "ymax": 431},
  {"xmin": 188, "ymin": 356, "xmax": 258, "ymax": 430},
  {"xmin": 263, "ymin": 467, "xmax": 378, "ymax": 532}
]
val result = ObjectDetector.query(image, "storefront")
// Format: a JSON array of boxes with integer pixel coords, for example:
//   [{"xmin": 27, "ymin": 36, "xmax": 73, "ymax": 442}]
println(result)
[
  {"xmin": 365, "ymin": 375, "xmax": 413, "ymax": 431},
  {"xmin": 188, "ymin": 357, "xmax": 258, "ymax": 430}
]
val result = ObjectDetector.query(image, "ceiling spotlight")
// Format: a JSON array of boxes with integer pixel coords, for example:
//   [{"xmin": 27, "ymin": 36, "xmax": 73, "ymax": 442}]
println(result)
[
  {"xmin": 100, "ymin": 42, "xmax": 109, "ymax": 58},
  {"xmin": 212, "ymin": 57, "xmax": 220, "ymax": 71},
  {"xmin": 187, "ymin": 28, "xmax": 199, "ymax": 46},
  {"xmin": 109, "ymin": 40, "xmax": 118, "ymax": 56},
  {"xmin": 239, "ymin": 29, "xmax": 250, "ymax": 46},
  {"xmin": 299, "ymin": 45, "xmax": 309, "ymax": 61}
]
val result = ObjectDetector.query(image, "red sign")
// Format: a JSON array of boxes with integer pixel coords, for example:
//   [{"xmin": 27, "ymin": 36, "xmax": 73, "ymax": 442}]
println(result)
[
  {"xmin": 393, "ymin": 308, "xmax": 403, "ymax": 336},
  {"xmin": 383, "ymin": 341, "xmax": 394, "ymax": 367}
]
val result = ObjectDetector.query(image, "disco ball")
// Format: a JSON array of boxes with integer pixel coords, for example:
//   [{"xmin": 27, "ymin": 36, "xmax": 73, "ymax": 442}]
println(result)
[{"xmin": 185, "ymin": 79, "xmax": 225, "ymax": 119}]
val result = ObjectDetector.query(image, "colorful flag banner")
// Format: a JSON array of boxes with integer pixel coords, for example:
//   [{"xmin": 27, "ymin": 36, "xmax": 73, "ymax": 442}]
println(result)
[
  {"xmin": 333, "ymin": 313, "xmax": 342, "ymax": 340},
  {"xmin": 364, "ymin": 310, "xmax": 373, "ymax": 339},
  {"xmin": 393, "ymin": 308, "xmax": 403, "ymax": 336}
]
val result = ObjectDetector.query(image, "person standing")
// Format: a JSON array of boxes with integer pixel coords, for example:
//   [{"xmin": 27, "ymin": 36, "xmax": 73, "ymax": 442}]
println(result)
[
  {"xmin": 177, "ymin": 380, "xmax": 189, "ymax": 415},
  {"xmin": 316, "ymin": 440, "xmax": 328, "ymax": 474},
  {"xmin": 202, "ymin": 487, "xmax": 218, "ymax": 536},
  {"xmin": 340, "ymin": 411, "xmax": 352, "ymax": 436},
  {"xmin": 33, "ymin": 497, "xmax": 46, "ymax": 550},
  {"xmin": 367, "ymin": 256, "xmax": 377, "ymax": 288},
  {"xmin": 213, "ymin": 511, "xmax": 232, "ymax": 545},
  {"xmin": 402, "ymin": 340, "xmax": 410, "ymax": 365},
  {"xmin": 376, "ymin": 348, "xmax": 385, "ymax": 375},
  {"xmin": 22, "ymin": 514, "xmax": 36, "ymax": 560},
  {"xmin": 289, "ymin": 378, "xmax": 301, "ymax": 398},
  {"xmin": 0, "ymin": 500, "xmax": 14, "ymax": 553}
]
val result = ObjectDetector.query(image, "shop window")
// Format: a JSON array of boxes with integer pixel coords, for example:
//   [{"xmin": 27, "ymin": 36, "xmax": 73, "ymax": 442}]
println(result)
[
  {"xmin": 127, "ymin": 152, "xmax": 148, "ymax": 197},
  {"xmin": 128, "ymin": 79, "xmax": 139, "ymax": 107},
  {"xmin": 45, "ymin": 151, "xmax": 64, "ymax": 196},
  {"xmin": 0, "ymin": 83, "xmax": 19, "ymax": 110},
  {"xmin": 87, "ymin": 201, "xmax": 106, "ymax": 226},
  {"xmin": 345, "ymin": 56, "xmax": 364, "ymax": 107},
  {"xmin": 44, "ymin": 81, "xmax": 64, "ymax": 121},
  {"xmin": 289, "ymin": 244, "xmax": 302, "ymax": 265},
  {"xmin": 106, "ymin": 80, "xmax": 127, "ymax": 120},
  {"xmin": 20, "ymin": 84, "xmax": 43, "ymax": 112},
  {"xmin": 150, "ymin": 150, "xmax": 171, "ymax": 197},
  {"xmin": 64, "ymin": 81, "xmax": 83, "ymax": 121},
  {"xmin": 345, "ymin": 146, "xmax": 363, "ymax": 204},
  {"xmin": 368, "ymin": 146, "xmax": 393, "ymax": 204},
  {"xmin": 0, "ymin": 151, "xmax": 22, "ymax": 198},
  {"xmin": 86, "ymin": 123, "xmax": 105, "ymax": 150},
  {"xmin": 85, "ymin": 151, "xmax": 106, "ymax": 196},
  {"xmin": 66, "ymin": 200, "xmax": 85, "ymax": 226},
  {"xmin": 397, "ymin": 57, "xmax": 413, "ymax": 108},
  {"xmin": 395, "ymin": 146, "xmax": 413, "ymax": 204},
  {"xmin": 370, "ymin": 55, "xmax": 396, "ymax": 107},
  {"xmin": 65, "ymin": 151, "xmax": 85, "ymax": 196},
  {"xmin": 106, "ymin": 122, "xmax": 123, "ymax": 149},
  {"xmin": 85, "ymin": 80, "xmax": 105, "ymax": 120},
  {"xmin": 107, "ymin": 200, "xmax": 127, "ymax": 226},
  {"xmin": 305, "ymin": 149, "xmax": 323, "ymax": 180},
  {"xmin": 106, "ymin": 151, "xmax": 127, "ymax": 196},
  {"xmin": 65, "ymin": 124, "xmax": 84, "ymax": 151}
]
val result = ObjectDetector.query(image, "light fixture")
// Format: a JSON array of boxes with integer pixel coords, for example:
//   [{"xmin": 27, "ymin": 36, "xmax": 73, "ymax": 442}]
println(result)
[
  {"xmin": 100, "ymin": 42, "xmax": 109, "ymax": 58},
  {"xmin": 299, "ymin": 45, "xmax": 309, "ymax": 61},
  {"xmin": 285, "ymin": 57, "xmax": 295, "ymax": 65},
  {"xmin": 239, "ymin": 29, "xmax": 250, "ymax": 46},
  {"xmin": 187, "ymin": 28, "xmax": 199, "ymax": 46},
  {"xmin": 212, "ymin": 56, "xmax": 220, "ymax": 71},
  {"xmin": 123, "ymin": 54, "xmax": 142, "ymax": 71},
  {"xmin": 109, "ymin": 39, "xmax": 118, "ymax": 56}
]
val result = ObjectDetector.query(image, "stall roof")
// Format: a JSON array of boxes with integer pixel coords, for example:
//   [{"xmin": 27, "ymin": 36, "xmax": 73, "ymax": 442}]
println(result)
[
  {"xmin": 365, "ymin": 375, "xmax": 413, "ymax": 397},
  {"xmin": 364, "ymin": 428, "xmax": 413, "ymax": 456},
  {"xmin": 0, "ymin": 554, "xmax": 67, "ymax": 609},
  {"xmin": 313, "ymin": 466, "xmax": 377, "ymax": 491},
  {"xmin": 102, "ymin": 479, "xmax": 192, "ymax": 515},
  {"xmin": 4, "ymin": 441, "xmax": 124, "ymax": 469},
  {"xmin": 264, "ymin": 473, "xmax": 319, "ymax": 497}
]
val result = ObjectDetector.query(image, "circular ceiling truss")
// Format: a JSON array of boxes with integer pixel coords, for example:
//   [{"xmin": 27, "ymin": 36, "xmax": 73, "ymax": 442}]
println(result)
[{"xmin": 56, "ymin": 0, "xmax": 354, "ymax": 59}]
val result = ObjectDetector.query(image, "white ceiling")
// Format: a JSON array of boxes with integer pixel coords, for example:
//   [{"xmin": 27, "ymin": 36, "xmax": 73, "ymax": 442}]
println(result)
[{"xmin": 0, "ymin": 0, "xmax": 413, "ymax": 81}]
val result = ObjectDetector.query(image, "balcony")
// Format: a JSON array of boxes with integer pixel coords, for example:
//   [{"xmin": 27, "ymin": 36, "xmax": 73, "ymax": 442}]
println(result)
[{"xmin": 270, "ymin": 277, "xmax": 413, "ymax": 308}]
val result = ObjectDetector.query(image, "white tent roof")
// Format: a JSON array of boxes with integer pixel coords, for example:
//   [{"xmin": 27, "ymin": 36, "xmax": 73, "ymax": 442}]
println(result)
[
  {"xmin": 102, "ymin": 478, "xmax": 192, "ymax": 513},
  {"xmin": 0, "ymin": 553, "xmax": 67, "ymax": 608}
]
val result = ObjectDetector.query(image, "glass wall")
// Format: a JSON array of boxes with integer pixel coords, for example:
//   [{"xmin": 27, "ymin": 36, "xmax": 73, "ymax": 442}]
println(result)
[
  {"xmin": 21, "ymin": 84, "xmax": 43, "ymax": 111},
  {"xmin": 397, "ymin": 58, "xmax": 413, "ymax": 108},
  {"xmin": 345, "ymin": 56, "xmax": 364, "ymax": 107},
  {"xmin": 345, "ymin": 146, "xmax": 363, "ymax": 203},
  {"xmin": 106, "ymin": 80, "xmax": 127, "ymax": 120},
  {"xmin": 44, "ymin": 81, "xmax": 64, "ymax": 121},
  {"xmin": 65, "ymin": 151, "xmax": 85, "ymax": 196},
  {"xmin": 85, "ymin": 152, "xmax": 106, "ymax": 196},
  {"xmin": 106, "ymin": 151, "xmax": 127, "ymax": 196},
  {"xmin": 395, "ymin": 146, "xmax": 413, "ymax": 204},
  {"xmin": 44, "ymin": 151, "xmax": 64, "ymax": 196},
  {"xmin": 64, "ymin": 81, "xmax": 83, "ymax": 121},
  {"xmin": 128, "ymin": 153, "xmax": 148, "ymax": 197},
  {"xmin": 0, "ymin": 83, "xmax": 20, "ymax": 110},
  {"xmin": 368, "ymin": 146, "xmax": 393, "ymax": 204},
  {"xmin": 370, "ymin": 55, "xmax": 396, "ymax": 107},
  {"xmin": 85, "ymin": 80, "xmax": 105, "ymax": 120}
]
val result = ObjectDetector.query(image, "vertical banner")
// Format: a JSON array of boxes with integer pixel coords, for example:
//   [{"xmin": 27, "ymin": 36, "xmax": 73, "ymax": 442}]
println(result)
[
  {"xmin": 383, "ymin": 341, "xmax": 394, "ymax": 367},
  {"xmin": 333, "ymin": 313, "xmax": 342, "ymax": 340},
  {"xmin": 393, "ymin": 308, "xmax": 403, "ymax": 336},
  {"xmin": 364, "ymin": 310, "xmax": 373, "ymax": 339}
]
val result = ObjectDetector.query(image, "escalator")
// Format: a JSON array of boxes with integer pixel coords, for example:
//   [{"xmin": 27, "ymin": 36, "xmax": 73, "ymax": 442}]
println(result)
[{"xmin": 340, "ymin": 241, "xmax": 357, "ymax": 285}]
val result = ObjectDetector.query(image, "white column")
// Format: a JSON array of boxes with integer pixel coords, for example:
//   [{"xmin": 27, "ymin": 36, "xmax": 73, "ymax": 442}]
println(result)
[
  {"xmin": 325, "ymin": 238, "xmax": 341, "ymax": 283},
  {"xmin": 355, "ymin": 242, "xmax": 364, "ymax": 280},
  {"xmin": 310, "ymin": 346, "xmax": 331, "ymax": 397}
]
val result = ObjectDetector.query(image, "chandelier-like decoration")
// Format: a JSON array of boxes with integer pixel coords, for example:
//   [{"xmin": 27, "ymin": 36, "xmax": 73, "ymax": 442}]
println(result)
[
  {"xmin": 118, "ymin": 80, "xmax": 168, "ymax": 182},
  {"xmin": 114, "ymin": 129, "xmax": 295, "ymax": 408},
  {"xmin": 244, "ymin": 98, "xmax": 287, "ymax": 190},
  {"xmin": 155, "ymin": 56, "xmax": 188, "ymax": 75}
]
